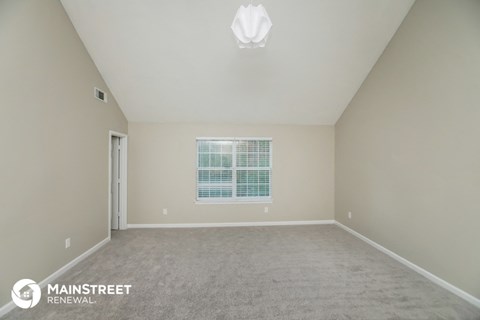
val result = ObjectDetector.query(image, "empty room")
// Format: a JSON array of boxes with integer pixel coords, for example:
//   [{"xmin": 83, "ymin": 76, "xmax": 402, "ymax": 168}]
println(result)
[{"xmin": 1, "ymin": 0, "xmax": 479, "ymax": 319}]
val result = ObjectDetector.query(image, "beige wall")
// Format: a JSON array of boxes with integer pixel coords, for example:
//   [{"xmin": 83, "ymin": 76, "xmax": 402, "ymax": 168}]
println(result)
[
  {"xmin": 0, "ymin": 0, "xmax": 127, "ymax": 306},
  {"xmin": 335, "ymin": 0, "xmax": 480, "ymax": 299},
  {"xmin": 128, "ymin": 123, "xmax": 334, "ymax": 224}
]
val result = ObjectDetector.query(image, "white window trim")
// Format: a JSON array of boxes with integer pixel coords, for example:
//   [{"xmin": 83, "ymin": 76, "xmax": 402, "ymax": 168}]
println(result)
[
  {"xmin": 194, "ymin": 198, "xmax": 273, "ymax": 204},
  {"xmin": 196, "ymin": 137, "xmax": 273, "ymax": 204}
]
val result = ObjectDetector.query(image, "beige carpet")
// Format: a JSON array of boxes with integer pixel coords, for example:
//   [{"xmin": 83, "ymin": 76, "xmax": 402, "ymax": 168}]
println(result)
[{"xmin": 3, "ymin": 225, "xmax": 479, "ymax": 320}]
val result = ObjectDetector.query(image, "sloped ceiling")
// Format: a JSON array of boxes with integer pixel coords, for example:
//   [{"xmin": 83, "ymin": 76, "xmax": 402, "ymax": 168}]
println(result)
[{"xmin": 61, "ymin": 0, "xmax": 414, "ymax": 125}]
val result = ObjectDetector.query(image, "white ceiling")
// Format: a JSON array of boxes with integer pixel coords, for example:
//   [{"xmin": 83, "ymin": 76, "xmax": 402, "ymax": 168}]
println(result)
[{"xmin": 61, "ymin": 0, "xmax": 414, "ymax": 125}]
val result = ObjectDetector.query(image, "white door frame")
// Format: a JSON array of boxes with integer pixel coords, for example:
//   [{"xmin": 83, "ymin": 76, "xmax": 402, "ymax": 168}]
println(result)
[{"xmin": 108, "ymin": 130, "xmax": 128, "ymax": 239}]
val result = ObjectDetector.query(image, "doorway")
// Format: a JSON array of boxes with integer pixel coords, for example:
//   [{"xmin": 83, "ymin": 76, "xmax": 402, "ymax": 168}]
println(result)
[{"xmin": 108, "ymin": 131, "xmax": 127, "ymax": 238}]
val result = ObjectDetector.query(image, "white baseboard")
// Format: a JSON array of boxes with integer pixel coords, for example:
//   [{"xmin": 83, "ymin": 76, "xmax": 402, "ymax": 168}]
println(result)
[
  {"xmin": 334, "ymin": 221, "xmax": 480, "ymax": 309},
  {"xmin": 0, "ymin": 298, "xmax": 16, "ymax": 317},
  {"xmin": 37, "ymin": 237, "xmax": 110, "ymax": 288},
  {"xmin": 128, "ymin": 220, "xmax": 335, "ymax": 229},
  {"xmin": 0, "ymin": 237, "xmax": 110, "ymax": 318}
]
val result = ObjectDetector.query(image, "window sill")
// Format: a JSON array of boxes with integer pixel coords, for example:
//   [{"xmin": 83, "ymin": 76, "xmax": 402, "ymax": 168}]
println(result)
[{"xmin": 195, "ymin": 199, "xmax": 273, "ymax": 205}]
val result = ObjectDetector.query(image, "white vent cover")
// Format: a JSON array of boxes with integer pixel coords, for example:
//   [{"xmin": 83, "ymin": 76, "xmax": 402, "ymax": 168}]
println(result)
[{"xmin": 94, "ymin": 87, "xmax": 107, "ymax": 103}]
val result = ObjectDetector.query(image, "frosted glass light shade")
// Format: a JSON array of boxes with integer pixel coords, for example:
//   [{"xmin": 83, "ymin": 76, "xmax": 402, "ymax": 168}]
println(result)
[{"xmin": 231, "ymin": 4, "xmax": 272, "ymax": 49}]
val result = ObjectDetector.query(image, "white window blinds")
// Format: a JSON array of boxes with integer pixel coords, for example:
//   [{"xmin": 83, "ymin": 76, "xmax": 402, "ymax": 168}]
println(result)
[{"xmin": 196, "ymin": 138, "xmax": 272, "ymax": 202}]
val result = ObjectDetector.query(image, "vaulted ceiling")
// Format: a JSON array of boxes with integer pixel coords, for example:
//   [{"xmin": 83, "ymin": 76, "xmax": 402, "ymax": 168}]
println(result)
[{"xmin": 61, "ymin": 0, "xmax": 414, "ymax": 125}]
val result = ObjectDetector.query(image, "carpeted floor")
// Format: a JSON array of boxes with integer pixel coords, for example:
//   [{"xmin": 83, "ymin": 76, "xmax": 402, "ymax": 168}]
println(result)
[{"xmin": 3, "ymin": 225, "xmax": 480, "ymax": 320}]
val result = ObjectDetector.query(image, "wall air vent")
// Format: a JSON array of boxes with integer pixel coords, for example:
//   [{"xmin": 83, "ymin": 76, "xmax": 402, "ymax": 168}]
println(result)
[{"xmin": 94, "ymin": 87, "xmax": 107, "ymax": 103}]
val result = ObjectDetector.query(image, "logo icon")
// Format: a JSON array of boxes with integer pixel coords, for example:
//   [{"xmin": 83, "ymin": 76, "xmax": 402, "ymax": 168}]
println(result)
[{"xmin": 11, "ymin": 279, "xmax": 41, "ymax": 309}]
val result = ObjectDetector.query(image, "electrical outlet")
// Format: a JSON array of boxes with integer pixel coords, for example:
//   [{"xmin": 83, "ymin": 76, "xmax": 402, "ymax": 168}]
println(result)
[
  {"xmin": 264, "ymin": 206, "xmax": 269, "ymax": 213},
  {"xmin": 65, "ymin": 238, "xmax": 71, "ymax": 249},
  {"xmin": 348, "ymin": 212, "xmax": 352, "ymax": 219},
  {"xmin": 163, "ymin": 208, "xmax": 168, "ymax": 215}
]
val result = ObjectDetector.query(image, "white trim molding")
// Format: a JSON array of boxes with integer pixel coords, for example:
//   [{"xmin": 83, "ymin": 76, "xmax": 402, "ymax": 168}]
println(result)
[
  {"xmin": 334, "ymin": 221, "xmax": 480, "ymax": 309},
  {"xmin": 194, "ymin": 200, "xmax": 273, "ymax": 205},
  {"xmin": 0, "ymin": 295, "xmax": 17, "ymax": 316},
  {"xmin": 128, "ymin": 220, "xmax": 335, "ymax": 229},
  {"xmin": 196, "ymin": 137, "xmax": 273, "ymax": 141},
  {"xmin": 108, "ymin": 130, "xmax": 128, "ymax": 239},
  {"xmin": 0, "ymin": 238, "xmax": 110, "ymax": 318}
]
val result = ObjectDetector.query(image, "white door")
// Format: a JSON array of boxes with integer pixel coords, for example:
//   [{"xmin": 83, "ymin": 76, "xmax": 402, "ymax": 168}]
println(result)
[{"xmin": 111, "ymin": 136, "xmax": 121, "ymax": 230}]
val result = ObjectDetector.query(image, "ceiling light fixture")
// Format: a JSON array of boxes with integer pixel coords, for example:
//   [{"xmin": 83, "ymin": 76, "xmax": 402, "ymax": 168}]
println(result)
[{"xmin": 231, "ymin": 4, "xmax": 272, "ymax": 49}]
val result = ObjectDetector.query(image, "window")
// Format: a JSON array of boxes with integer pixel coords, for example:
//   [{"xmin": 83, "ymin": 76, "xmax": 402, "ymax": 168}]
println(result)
[{"xmin": 196, "ymin": 138, "xmax": 272, "ymax": 202}]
